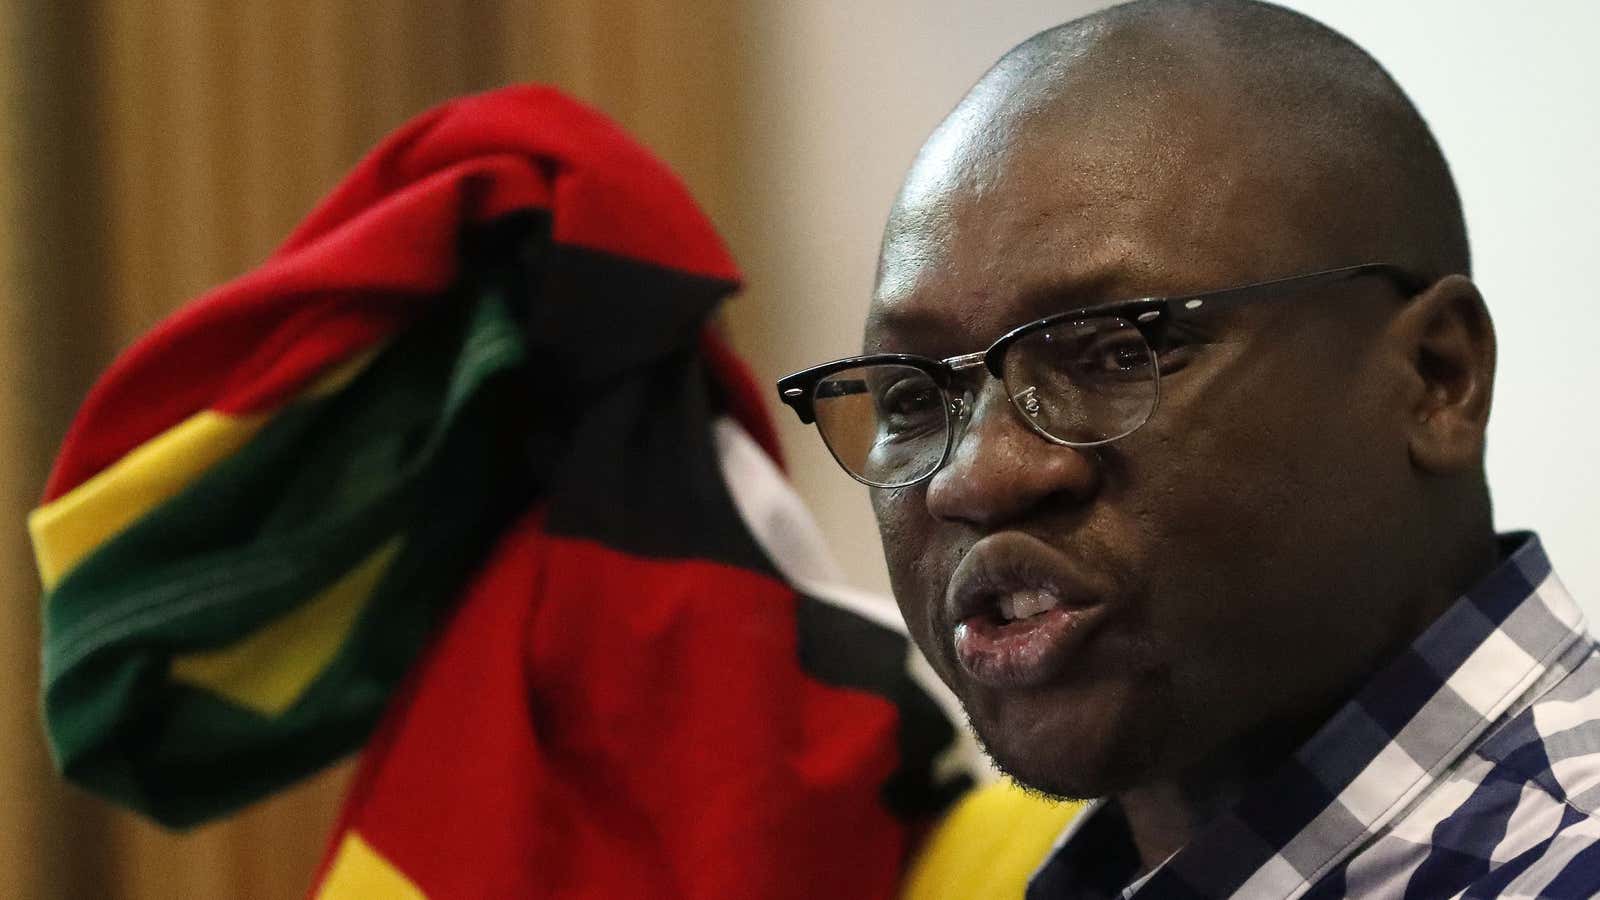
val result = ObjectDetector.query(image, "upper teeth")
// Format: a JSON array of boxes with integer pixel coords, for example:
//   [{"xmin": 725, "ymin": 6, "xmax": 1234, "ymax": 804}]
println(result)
[{"xmin": 997, "ymin": 590, "xmax": 1061, "ymax": 622}]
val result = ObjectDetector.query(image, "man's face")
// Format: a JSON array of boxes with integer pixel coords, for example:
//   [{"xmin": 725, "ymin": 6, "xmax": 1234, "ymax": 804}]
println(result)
[{"xmin": 868, "ymin": 83, "xmax": 1425, "ymax": 797}]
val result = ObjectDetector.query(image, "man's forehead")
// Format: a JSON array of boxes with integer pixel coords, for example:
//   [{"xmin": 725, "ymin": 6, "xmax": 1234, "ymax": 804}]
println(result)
[
  {"xmin": 865, "ymin": 50, "xmax": 1397, "ymax": 353},
  {"xmin": 867, "ymin": 0, "xmax": 1468, "ymax": 354},
  {"xmin": 870, "ymin": 93, "xmax": 1265, "ymax": 350},
  {"xmin": 888, "ymin": 46, "xmax": 1217, "ymax": 224}
]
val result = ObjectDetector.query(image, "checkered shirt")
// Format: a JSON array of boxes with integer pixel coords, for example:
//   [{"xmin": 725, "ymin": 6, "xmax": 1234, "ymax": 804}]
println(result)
[{"xmin": 1027, "ymin": 533, "xmax": 1600, "ymax": 899}]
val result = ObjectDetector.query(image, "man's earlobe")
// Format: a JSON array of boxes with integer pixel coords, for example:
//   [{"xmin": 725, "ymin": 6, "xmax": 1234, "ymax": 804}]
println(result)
[{"xmin": 1399, "ymin": 275, "xmax": 1496, "ymax": 475}]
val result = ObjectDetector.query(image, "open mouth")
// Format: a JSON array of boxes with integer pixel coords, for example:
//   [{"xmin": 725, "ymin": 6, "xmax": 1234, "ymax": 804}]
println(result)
[
  {"xmin": 946, "ymin": 535, "xmax": 1110, "ymax": 689},
  {"xmin": 995, "ymin": 589, "xmax": 1062, "ymax": 624}
]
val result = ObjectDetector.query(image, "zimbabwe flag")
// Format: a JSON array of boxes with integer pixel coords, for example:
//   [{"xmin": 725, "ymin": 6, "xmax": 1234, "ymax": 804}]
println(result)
[{"xmin": 29, "ymin": 85, "xmax": 972, "ymax": 898}]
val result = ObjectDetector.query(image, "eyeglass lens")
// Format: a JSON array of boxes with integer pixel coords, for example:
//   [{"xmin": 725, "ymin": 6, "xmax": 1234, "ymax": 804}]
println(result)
[
  {"xmin": 1000, "ymin": 316, "xmax": 1157, "ymax": 445},
  {"xmin": 813, "ymin": 364, "xmax": 950, "ymax": 487},
  {"xmin": 811, "ymin": 316, "xmax": 1158, "ymax": 487}
]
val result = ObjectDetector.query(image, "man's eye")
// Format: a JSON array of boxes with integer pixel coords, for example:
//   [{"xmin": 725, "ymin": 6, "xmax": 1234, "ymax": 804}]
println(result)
[
  {"xmin": 1110, "ymin": 343, "xmax": 1149, "ymax": 370},
  {"xmin": 1077, "ymin": 337, "xmax": 1153, "ymax": 378},
  {"xmin": 878, "ymin": 381, "xmax": 942, "ymax": 424}
]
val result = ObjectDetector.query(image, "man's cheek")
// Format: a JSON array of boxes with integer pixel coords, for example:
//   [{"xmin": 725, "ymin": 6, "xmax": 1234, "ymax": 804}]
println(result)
[
  {"xmin": 872, "ymin": 489, "xmax": 933, "ymax": 576},
  {"xmin": 873, "ymin": 492, "xmax": 954, "ymax": 651}
]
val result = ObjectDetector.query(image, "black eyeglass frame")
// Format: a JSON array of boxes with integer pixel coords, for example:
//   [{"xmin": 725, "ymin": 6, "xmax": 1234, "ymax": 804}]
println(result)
[{"xmin": 775, "ymin": 263, "xmax": 1429, "ymax": 485}]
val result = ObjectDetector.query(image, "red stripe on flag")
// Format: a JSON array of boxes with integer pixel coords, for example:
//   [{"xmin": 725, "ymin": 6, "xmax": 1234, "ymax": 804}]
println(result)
[
  {"xmin": 45, "ymin": 86, "xmax": 742, "ymax": 502},
  {"xmin": 276, "ymin": 87, "xmax": 740, "ymax": 284},
  {"xmin": 314, "ymin": 512, "xmax": 907, "ymax": 900}
]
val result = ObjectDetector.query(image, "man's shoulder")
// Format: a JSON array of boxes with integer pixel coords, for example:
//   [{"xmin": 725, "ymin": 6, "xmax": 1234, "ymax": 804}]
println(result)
[
  {"xmin": 1377, "ymin": 643, "xmax": 1600, "ymax": 897},
  {"xmin": 1472, "ymin": 641, "xmax": 1600, "ymax": 816},
  {"xmin": 1329, "ymin": 643, "xmax": 1600, "ymax": 898}
]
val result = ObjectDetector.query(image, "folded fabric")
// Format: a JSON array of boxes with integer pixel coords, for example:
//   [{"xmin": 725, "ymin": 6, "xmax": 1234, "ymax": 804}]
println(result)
[
  {"xmin": 30, "ymin": 85, "xmax": 971, "ymax": 898},
  {"xmin": 901, "ymin": 781, "xmax": 1084, "ymax": 900}
]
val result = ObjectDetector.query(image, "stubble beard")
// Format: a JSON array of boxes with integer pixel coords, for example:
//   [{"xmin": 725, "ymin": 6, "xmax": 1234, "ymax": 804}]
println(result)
[{"xmin": 960, "ymin": 669, "xmax": 1188, "ymax": 802}]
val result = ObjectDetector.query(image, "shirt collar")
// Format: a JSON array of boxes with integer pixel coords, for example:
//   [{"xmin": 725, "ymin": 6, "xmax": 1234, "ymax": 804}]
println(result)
[{"xmin": 1029, "ymin": 533, "xmax": 1586, "ymax": 899}]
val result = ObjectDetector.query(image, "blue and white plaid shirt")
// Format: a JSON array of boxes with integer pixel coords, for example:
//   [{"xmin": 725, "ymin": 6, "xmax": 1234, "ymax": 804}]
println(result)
[{"xmin": 1028, "ymin": 533, "xmax": 1600, "ymax": 899}]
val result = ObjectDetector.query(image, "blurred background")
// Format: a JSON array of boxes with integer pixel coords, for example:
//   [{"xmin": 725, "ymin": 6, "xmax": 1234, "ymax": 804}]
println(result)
[{"xmin": 2, "ymin": 2, "xmax": 1595, "ymax": 897}]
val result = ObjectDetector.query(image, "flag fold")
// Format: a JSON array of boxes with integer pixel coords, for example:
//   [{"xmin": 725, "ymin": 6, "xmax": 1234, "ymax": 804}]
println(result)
[{"xmin": 30, "ymin": 85, "xmax": 971, "ymax": 899}]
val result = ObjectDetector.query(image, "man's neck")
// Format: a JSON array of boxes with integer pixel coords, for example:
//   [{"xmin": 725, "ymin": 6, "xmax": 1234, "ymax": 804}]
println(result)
[
  {"xmin": 1116, "ymin": 784, "xmax": 1216, "ymax": 878},
  {"xmin": 1111, "ymin": 528, "xmax": 1504, "ymax": 876},
  {"xmin": 1113, "ymin": 709, "xmax": 1320, "ymax": 877}
]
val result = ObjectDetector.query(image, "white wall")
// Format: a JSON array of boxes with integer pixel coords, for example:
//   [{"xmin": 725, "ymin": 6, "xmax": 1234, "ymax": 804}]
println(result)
[
  {"xmin": 1270, "ymin": 1, "xmax": 1600, "ymax": 608},
  {"xmin": 732, "ymin": 1, "xmax": 1600, "ymax": 615}
]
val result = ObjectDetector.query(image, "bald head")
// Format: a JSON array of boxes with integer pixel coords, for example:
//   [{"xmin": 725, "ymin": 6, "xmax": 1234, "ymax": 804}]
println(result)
[{"xmin": 880, "ymin": 0, "xmax": 1468, "ymax": 311}]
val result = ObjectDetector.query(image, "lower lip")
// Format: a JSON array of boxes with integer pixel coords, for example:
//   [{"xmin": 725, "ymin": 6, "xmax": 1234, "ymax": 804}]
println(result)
[{"xmin": 953, "ymin": 604, "xmax": 1107, "ymax": 689}]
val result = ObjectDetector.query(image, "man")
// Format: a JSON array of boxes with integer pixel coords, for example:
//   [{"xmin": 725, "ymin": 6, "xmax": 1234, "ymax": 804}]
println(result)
[{"xmin": 779, "ymin": 0, "xmax": 1600, "ymax": 896}]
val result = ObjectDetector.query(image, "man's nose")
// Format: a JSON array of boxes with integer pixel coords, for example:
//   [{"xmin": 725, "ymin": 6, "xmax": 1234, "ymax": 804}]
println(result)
[{"xmin": 924, "ymin": 385, "xmax": 1100, "ymax": 529}]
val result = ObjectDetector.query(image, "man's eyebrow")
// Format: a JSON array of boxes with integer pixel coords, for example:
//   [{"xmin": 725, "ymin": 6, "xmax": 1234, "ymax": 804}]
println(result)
[
  {"xmin": 1011, "ymin": 266, "xmax": 1149, "ymax": 319},
  {"xmin": 863, "ymin": 305, "xmax": 955, "ymax": 346},
  {"xmin": 868, "ymin": 264, "xmax": 1146, "ymax": 346}
]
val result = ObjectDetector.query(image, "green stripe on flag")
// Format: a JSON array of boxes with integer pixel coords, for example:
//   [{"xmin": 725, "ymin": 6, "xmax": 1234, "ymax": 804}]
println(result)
[{"xmin": 42, "ymin": 282, "xmax": 534, "ymax": 827}]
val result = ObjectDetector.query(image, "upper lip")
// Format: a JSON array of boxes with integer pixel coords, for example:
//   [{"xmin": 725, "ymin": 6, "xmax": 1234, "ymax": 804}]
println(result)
[{"xmin": 944, "ymin": 532, "xmax": 1105, "ymax": 628}]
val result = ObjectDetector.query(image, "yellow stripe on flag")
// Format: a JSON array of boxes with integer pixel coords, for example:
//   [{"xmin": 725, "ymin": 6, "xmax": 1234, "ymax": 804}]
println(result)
[
  {"xmin": 901, "ymin": 780, "xmax": 1083, "ymax": 900},
  {"xmin": 315, "ymin": 831, "xmax": 429, "ymax": 900},
  {"xmin": 30, "ymin": 409, "xmax": 269, "ymax": 590},
  {"xmin": 28, "ymin": 349, "xmax": 380, "ymax": 590},
  {"xmin": 169, "ymin": 537, "xmax": 403, "ymax": 717}
]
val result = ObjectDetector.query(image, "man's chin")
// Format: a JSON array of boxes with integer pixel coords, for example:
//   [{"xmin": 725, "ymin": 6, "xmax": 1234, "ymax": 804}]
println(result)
[
  {"xmin": 962, "ymin": 679, "xmax": 1174, "ymax": 800},
  {"xmin": 973, "ymin": 722, "xmax": 1162, "ymax": 801}
]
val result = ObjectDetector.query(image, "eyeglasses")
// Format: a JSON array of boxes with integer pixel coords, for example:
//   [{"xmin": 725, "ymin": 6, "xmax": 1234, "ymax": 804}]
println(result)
[{"xmin": 775, "ymin": 263, "xmax": 1426, "ymax": 488}]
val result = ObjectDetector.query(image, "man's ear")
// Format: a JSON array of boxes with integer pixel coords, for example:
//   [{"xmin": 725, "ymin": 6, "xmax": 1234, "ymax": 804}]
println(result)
[{"xmin": 1390, "ymin": 274, "xmax": 1496, "ymax": 475}]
